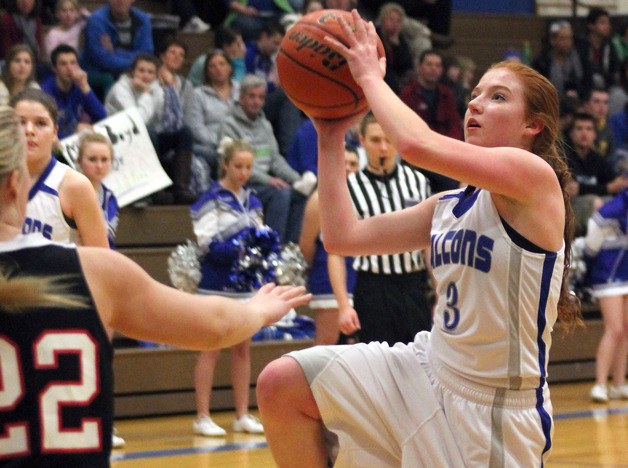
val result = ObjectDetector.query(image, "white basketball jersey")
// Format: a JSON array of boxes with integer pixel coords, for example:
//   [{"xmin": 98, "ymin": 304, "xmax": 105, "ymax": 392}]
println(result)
[
  {"xmin": 22, "ymin": 158, "xmax": 79, "ymax": 244},
  {"xmin": 428, "ymin": 187, "xmax": 563, "ymax": 390}
]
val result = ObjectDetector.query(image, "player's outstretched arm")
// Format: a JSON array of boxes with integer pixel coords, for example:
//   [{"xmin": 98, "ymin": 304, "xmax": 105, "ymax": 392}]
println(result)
[{"xmin": 79, "ymin": 247, "xmax": 311, "ymax": 350}]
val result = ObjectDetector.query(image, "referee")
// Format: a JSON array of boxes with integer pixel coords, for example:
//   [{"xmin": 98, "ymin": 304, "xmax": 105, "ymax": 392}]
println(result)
[{"xmin": 329, "ymin": 113, "xmax": 433, "ymax": 345}]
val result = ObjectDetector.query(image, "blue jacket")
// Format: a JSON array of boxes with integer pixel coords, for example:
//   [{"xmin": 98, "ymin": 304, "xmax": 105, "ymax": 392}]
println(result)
[
  {"xmin": 82, "ymin": 6, "xmax": 153, "ymax": 75},
  {"xmin": 41, "ymin": 77, "xmax": 107, "ymax": 139}
]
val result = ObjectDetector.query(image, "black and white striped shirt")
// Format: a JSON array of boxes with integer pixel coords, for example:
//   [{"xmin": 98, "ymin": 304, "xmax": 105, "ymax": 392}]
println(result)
[{"xmin": 348, "ymin": 163, "xmax": 431, "ymax": 275}]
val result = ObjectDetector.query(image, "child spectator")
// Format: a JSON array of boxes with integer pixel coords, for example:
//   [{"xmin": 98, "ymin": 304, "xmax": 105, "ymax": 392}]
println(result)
[
  {"xmin": 43, "ymin": 0, "xmax": 89, "ymax": 62},
  {"xmin": 76, "ymin": 131, "xmax": 119, "ymax": 249},
  {"xmin": 0, "ymin": 44, "xmax": 40, "ymax": 106},
  {"xmin": 190, "ymin": 138, "xmax": 268, "ymax": 437},
  {"xmin": 105, "ymin": 53, "xmax": 196, "ymax": 204},
  {"xmin": 584, "ymin": 189, "xmax": 628, "ymax": 402}
]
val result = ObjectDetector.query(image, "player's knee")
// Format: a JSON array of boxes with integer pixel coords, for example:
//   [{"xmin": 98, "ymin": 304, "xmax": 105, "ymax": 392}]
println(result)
[{"xmin": 257, "ymin": 356, "xmax": 300, "ymax": 410}]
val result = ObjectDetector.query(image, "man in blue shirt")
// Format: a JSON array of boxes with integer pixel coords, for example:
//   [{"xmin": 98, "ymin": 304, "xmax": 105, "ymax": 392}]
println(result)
[
  {"xmin": 42, "ymin": 45, "xmax": 107, "ymax": 139},
  {"xmin": 82, "ymin": 0, "xmax": 153, "ymax": 100},
  {"xmin": 41, "ymin": 45, "xmax": 107, "ymax": 140}
]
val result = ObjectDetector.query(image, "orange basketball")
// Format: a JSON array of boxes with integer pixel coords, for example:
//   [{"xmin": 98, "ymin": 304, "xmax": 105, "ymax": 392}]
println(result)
[{"xmin": 277, "ymin": 9, "xmax": 385, "ymax": 120}]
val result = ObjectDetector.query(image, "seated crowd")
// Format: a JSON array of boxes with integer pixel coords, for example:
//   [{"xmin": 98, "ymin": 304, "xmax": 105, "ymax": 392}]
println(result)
[{"xmin": 3, "ymin": 0, "xmax": 628, "ymax": 263}]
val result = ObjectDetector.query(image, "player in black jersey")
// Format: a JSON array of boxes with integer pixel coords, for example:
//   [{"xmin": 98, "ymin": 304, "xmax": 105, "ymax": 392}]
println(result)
[{"xmin": 0, "ymin": 105, "xmax": 311, "ymax": 467}]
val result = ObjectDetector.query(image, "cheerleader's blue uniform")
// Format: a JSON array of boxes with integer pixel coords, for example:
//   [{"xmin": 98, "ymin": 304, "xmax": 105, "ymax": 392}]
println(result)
[
  {"xmin": 584, "ymin": 189, "xmax": 628, "ymax": 297},
  {"xmin": 191, "ymin": 181, "xmax": 265, "ymax": 298},
  {"xmin": 308, "ymin": 236, "xmax": 356, "ymax": 309}
]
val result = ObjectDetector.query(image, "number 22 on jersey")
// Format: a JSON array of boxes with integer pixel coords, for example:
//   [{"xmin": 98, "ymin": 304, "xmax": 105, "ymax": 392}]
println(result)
[{"xmin": 0, "ymin": 331, "xmax": 101, "ymax": 458}]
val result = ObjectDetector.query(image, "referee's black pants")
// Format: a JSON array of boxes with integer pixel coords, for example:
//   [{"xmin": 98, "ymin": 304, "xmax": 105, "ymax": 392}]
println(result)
[{"xmin": 353, "ymin": 270, "xmax": 433, "ymax": 346}]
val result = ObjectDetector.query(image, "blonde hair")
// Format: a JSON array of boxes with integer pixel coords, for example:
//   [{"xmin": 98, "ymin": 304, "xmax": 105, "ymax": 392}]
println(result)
[
  {"xmin": 77, "ymin": 131, "xmax": 114, "ymax": 163},
  {"xmin": 0, "ymin": 272, "xmax": 89, "ymax": 312},
  {"xmin": 0, "ymin": 106, "xmax": 87, "ymax": 312},
  {"xmin": 217, "ymin": 138, "xmax": 254, "ymax": 178},
  {"xmin": 0, "ymin": 106, "xmax": 24, "ymax": 181}
]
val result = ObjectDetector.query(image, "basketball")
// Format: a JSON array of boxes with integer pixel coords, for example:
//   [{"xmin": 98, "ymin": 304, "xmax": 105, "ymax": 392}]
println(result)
[{"xmin": 277, "ymin": 9, "xmax": 385, "ymax": 120}]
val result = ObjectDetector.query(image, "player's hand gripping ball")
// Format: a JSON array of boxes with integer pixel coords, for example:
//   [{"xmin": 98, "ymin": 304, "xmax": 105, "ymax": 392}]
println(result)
[{"xmin": 277, "ymin": 9, "xmax": 385, "ymax": 120}]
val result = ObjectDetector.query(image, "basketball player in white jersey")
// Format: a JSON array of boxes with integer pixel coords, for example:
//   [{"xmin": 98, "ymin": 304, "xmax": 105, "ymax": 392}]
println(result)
[
  {"xmin": 257, "ymin": 10, "xmax": 582, "ymax": 467},
  {"xmin": 11, "ymin": 88, "xmax": 108, "ymax": 248}
]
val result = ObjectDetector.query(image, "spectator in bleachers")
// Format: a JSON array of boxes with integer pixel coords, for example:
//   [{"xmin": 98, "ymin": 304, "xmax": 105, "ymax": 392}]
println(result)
[
  {"xmin": 0, "ymin": 0, "xmax": 44, "ymax": 64},
  {"xmin": 223, "ymin": 0, "xmax": 294, "ymax": 42},
  {"xmin": 41, "ymin": 44, "xmax": 107, "ymax": 139},
  {"xmin": 440, "ymin": 55, "xmax": 467, "ymax": 118},
  {"xmin": 0, "ymin": 43, "xmax": 40, "ymax": 106},
  {"xmin": 584, "ymin": 87, "xmax": 615, "ymax": 160},
  {"xmin": 185, "ymin": 49, "xmax": 240, "ymax": 181},
  {"xmin": 43, "ymin": 0, "xmax": 89, "ymax": 62},
  {"xmin": 220, "ymin": 74, "xmax": 314, "ymax": 243},
  {"xmin": 584, "ymin": 188, "xmax": 628, "ymax": 403},
  {"xmin": 565, "ymin": 112, "xmax": 628, "ymax": 236},
  {"xmin": 188, "ymin": 26, "xmax": 247, "ymax": 87},
  {"xmin": 609, "ymin": 58, "xmax": 628, "ymax": 116},
  {"xmin": 532, "ymin": 20, "xmax": 592, "ymax": 101},
  {"xmin": 244, "ymin": 19, "xmax": 283, "ymax": 90},
  {"xmin": 376, "ymin": 2, "xmax": 413, "ymax": 95},
  {"xmin": 158, "ymin": 37, "xmax": 194, "ymax": 114},
  {"xmin": 0, "ymin": 0, "xmax": 51, "ymax": 80},
  {"xmin": 575, "ymin": 7, "xmax": 620, "ymax": 90},
  {"xmin": 82, "ymin": 0, "xmax": 154, "ymax": 101},
  {"xmin": 286, "ymin": 118, "xmax": 317, "ymax": 176},
  {"xmin": 559, "ymin": 94, "xmax": 581, "ymax": 137},
  {"xmin": 243, "ymin": 19, "xmax": 303, "ymax": 156},
  {"xmin": 105, "ymin": 53, "xmax": 196, "ymax": 204},
  {"xmin": 400, "ymin": 49, "xmax": 461, "ymax": 192}
]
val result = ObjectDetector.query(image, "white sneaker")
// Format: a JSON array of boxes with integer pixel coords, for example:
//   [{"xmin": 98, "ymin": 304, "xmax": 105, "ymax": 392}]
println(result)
[
  {"xmin": 193, "ymin": 416, "xmax": 227, "ymax": 437},
  {"xmin": 181, "ymin": 16, "xmax": 211, "ymax": 33},
  {"xmin": 232, "ymin": 414, "xmax": 264, "ymax": 434},
  {"xmin": 609, "ymin": 384, "xmax": 628, "ymax": 399},
  {"xmin": 590, "ymin": 384, "xmax": 609, "ymax": 403},
  {"xmin": 112, "ymin": 428, "xmax": 126, "ymax": 448}
]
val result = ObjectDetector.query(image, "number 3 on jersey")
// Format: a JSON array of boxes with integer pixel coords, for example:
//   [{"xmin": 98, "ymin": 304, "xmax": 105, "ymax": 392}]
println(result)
[
  {"xmin": 443, "ymin": 281, "xmax": 460, "ymax": 330},
  {"xmin": 0, "ymin": 332, "xmax": 101, "ymax": 458}
]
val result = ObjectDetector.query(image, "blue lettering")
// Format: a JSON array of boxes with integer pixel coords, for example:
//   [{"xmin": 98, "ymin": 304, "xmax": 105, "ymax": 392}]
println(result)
[
  {"xmin": 474, "ymin": 236, "xmax": 493, "ymax": 272},
  {"xmin": 441, "ymin": 231, "xmax": 455, "ymax": 264},
  {"xmin": 450, "ymin": 230, "xmax": 463, "ymax": 263},
  {"xmin": 461, "ymin": 230, "xmax": 477, "ymax": 266},
  {"xmin": 22, "ymin": 217, "xmax": 53, "ymax": 239},
  {"xmin": 431, "ymin": 229, "xmax": 493, "ymax": 273}
]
